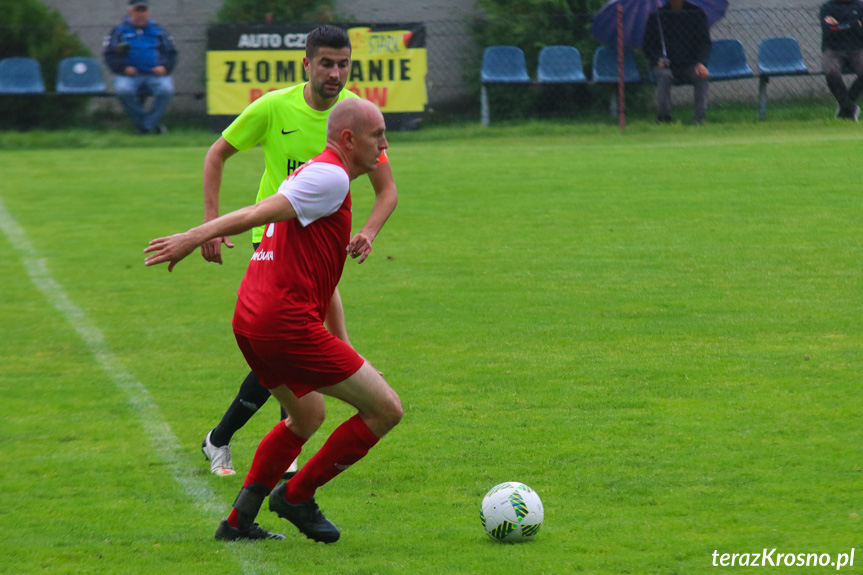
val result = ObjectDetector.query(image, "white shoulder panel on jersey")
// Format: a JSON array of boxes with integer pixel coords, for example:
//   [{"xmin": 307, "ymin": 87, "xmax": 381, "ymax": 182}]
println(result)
[{"xmin": 277, "ymin": 162, "xmax": 350, "ymax": 227}]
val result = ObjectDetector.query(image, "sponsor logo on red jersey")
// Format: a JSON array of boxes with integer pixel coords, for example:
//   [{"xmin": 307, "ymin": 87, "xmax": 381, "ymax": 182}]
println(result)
[{"xmin": 251, "ymin": 250, "xmax": 274, "ymax": 261}]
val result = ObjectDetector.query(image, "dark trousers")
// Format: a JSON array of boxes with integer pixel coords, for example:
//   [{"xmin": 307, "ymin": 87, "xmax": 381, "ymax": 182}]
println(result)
[
  {"xmin": 821, "ymin": 49, "xmax": 863, "ymax": 114},
  {"xmin": 653, "ymin": 65, "xmax": 709, "ymax": 123}
]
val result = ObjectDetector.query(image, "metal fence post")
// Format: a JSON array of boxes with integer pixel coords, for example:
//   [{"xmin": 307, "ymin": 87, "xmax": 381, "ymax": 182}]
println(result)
[
  {"xmin": 481, "ymin": 84, "xmax": 489, "ymax": 126},
  {"xmin": 758, "ymin": 75, "xmax": 769, "ymax": 120}
]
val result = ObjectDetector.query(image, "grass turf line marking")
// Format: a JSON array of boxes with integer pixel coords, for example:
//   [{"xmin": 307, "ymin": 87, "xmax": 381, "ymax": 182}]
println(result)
[{"xmin": 0, "ymin": 195, "xmax": 261, "ymax": 575}]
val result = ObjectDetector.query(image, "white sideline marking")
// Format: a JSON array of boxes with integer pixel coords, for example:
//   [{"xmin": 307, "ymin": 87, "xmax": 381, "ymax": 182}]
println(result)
[{"xmin": 0, "ymin": 196, "xmax": 261, "ymax": 575}]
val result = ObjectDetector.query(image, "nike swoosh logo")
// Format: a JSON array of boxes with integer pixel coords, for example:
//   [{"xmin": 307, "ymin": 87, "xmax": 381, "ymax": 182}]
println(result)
[{"xmin": 281, "ymin": 129, "xmax": 299, "ymax": 135}]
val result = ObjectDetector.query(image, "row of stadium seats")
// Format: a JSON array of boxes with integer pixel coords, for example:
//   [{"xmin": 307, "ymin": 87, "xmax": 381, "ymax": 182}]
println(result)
[
  {"xmin": 0, "ymin": 40, "xmax": 816, "ymax": 123},
  {"xmin": 480, "ymin": 37, "xmax": 812, "ymax": 125},
  {"xmin": 0, "ymin": 56, "xmax": 106, "ymax": 95}
]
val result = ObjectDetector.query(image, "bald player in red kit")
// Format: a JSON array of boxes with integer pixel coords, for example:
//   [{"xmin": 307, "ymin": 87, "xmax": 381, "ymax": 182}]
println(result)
[{"xmin": 145, "ymin": 98, "xmax": 402, "ymax": 543}]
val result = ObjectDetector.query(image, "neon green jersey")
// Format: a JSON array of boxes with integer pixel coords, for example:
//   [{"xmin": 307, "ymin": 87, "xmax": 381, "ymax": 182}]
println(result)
[{"xmin": 222, "ymin": 83, "xmax": 359, "ymax": 243}]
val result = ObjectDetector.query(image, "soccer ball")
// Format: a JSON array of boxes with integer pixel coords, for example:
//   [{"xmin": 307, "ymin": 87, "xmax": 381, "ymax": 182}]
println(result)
[{"xmin": 480, "ymin": 482, "xmax": 544, "ymax": 542}]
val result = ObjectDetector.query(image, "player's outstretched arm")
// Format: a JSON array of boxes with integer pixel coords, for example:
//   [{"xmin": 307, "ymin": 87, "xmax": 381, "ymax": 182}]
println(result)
[
  {"xmin": 145, "ymin": 194, "xmax": 296, "ymax": 272},
  {"xmin": 201, "ymin": 137, "xmax": 240, "ymax": 264},
  {"xmin": 348, "ymin": 161, "xmax": 398, "ymax": 264}
]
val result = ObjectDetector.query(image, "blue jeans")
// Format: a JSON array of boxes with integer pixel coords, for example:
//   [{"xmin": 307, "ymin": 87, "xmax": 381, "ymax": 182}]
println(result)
[{"xmin": 113, "ymin": 73, "xmax": 174, "ymax": 132}]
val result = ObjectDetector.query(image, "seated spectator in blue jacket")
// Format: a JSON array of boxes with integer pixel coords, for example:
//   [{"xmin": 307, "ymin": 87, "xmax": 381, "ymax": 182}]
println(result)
[
  {"xmin": 821, "ymin": 0, "xmax": 863, "ymax": 120},
  {"xmin": 103, "ymin": 0, "xmax": 177, "ymax": 134}
]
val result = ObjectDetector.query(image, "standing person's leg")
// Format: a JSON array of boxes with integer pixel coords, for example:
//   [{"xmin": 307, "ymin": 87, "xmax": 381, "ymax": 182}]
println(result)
[
  {"xmin": 216, "ymin": 334, "xmax": 329, "ymax": 541},
  {"xmin": 822, "ymin": 50, "xmax": 855, "ymax": 117},
  {"xmin": 223, "ymin": 392, "xmax": 325, "ymax": 530},
  {"xmin": 269, "ymin": 361, "xmax": 402, "ymax": 543},
  {"xmin": 281, "ymin": 361, "xmax": 401, "ymax": 499},
  {"xmin": 216, "ymin": 328, "xmax": 399, "ymax": 543},
  {"xmin": 202, "ymin": 370, "xmax": 271, "ymax": 476},
  {"xmin": 845, "ymin": 49, "xmax": 863, "ymax": 111},
  {"xmin": 216, "ymin": 389, "xmax": 325, "ymax": 541},
  {"xmin": 653, "ymin": 67, "xmax": 674, "ymax": 122},
  {"xmin": 113, "ymin": 75, "xmax": 147, "ymax": 132}
]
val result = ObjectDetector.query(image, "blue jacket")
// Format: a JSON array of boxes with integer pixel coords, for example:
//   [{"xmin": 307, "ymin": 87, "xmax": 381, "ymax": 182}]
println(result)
[{"xmin": 103, "ymin": 17, "xmax": 177, "ymax": 74}]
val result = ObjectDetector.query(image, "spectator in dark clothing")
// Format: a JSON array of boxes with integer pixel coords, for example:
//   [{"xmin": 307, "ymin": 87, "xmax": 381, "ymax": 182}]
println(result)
[
  {"xmin": 103, "ymin": 0, "xmax": 177, "ymax": 134},
  {"xmin": 820, "ymin": 0, "xmax": 863, "ymax": 120},
  {"xmin": 644, "ymin": 0, "xmax": 712, "ymax": 124}
]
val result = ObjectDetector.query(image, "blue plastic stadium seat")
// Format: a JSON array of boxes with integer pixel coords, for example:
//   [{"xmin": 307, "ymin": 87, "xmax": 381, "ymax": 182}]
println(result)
[
  {"xmin": 537, "ymin": 45, "xmax": 587, "ymax": 84},
  {"xmin": 758, "ymin": 37, "xmax": 808, "ymax": 76},
  {"xmin": 481, "ymin": 46, "xmax": 531, "ymax": 84},
  {"xmin": 708, "ymin": 39, "xmax": 754, "ymax": 81},
  {"xmin": 591, "ymin": 45, "xmax": 641, "ymax": 83},
  {"xmin": 757, "ymin": 37, "xmax": 808, "ymax": 120},
  {"xmin": 56, "ymin": 57, "xmax": 106, "ymax": 94},
  {"xmin": 480, "ymin": 46, "xmax": 531, "ymax": 125},
  {"xmin": 0, "ymin": 57, "xmax": 45, "ymax": 94}
]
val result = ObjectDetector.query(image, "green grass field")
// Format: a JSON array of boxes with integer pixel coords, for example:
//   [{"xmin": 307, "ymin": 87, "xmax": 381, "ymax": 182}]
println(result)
[{"xmin": 1, "ymin": 118, "xmax": 861, "ymax": 575}]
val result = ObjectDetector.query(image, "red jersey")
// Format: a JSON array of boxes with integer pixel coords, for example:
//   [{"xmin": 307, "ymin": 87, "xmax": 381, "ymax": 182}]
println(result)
[{"xmin": 233, "ymin": 148, "xmax": 351, "ymax": 340}]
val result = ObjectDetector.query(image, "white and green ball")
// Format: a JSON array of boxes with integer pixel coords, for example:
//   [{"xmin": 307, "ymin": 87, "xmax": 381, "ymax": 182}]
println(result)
[{"xmin": 480, "ymin": 482, "xmax": 544, "ymax": 542}]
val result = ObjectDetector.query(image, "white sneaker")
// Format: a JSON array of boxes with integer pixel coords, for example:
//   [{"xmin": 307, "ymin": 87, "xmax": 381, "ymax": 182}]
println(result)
[{"xmin": 202, "ymin": 430, "xmax": 236, "ymax": 476}]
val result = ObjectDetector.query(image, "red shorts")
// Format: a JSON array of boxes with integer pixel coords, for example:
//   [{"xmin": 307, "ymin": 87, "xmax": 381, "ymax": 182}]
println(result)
[{"xmin": 234, "ymin": 324, "xmax": 365, "ymax": 398}]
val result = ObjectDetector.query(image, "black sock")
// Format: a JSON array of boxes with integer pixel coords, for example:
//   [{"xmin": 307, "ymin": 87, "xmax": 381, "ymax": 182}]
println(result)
[{"xmin": 210, "ymin": 371, "xmax": 272, "ymax": 447}]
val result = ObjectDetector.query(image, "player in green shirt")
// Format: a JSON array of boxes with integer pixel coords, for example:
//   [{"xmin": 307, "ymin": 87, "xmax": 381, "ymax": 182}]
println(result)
[
  {"xmin": 219, "ymin": 83, "xmax": 360, "ymax": 245},
  {"xmin": 199, "ymin": 25, "xmax": 398, "ymax": 481}
]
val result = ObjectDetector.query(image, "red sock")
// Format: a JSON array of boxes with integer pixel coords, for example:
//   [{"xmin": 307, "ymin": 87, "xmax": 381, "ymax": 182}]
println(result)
[
  {"xmin": 227, "ymin": 421, "xmax": 307, "ymax": 528},
  {"xmin": 284, "ymin": 415, "xmax": 379, "ymax": 504},
  {"xmin": 246, "ymin": 421, "xmax": 307, "ymax": 489},
  {"xmin": 228, "ymin": 509, "xmax": 240, "ymax": 528}
]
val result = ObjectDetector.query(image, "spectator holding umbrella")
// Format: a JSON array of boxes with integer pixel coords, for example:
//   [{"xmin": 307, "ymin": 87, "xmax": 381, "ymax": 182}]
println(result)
[{"xmin": 643, "ymin": 0, "xmax": 712, "ymax": 124}]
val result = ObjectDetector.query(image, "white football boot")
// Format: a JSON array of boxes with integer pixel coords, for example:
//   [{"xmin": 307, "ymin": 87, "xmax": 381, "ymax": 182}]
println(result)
[{"xmin": 202, "ymin": 430, "xmax": 236, "ymax": 476}]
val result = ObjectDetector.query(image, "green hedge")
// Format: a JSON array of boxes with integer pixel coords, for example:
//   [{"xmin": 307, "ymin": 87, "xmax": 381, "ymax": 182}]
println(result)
[
  {"xmin": 216, "ymin": 0, "xmax": 336, "ymax": 23},
  {"xmin": 0, "ymin": 0, "xmax": 92, "ymax": 129}
]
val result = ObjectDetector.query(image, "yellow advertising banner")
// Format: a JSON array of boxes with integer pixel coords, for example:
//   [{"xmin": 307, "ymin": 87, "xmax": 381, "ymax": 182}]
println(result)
[{"xmin": 206, "ymin": 25, "xmax": 428, "ymax": 116}]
